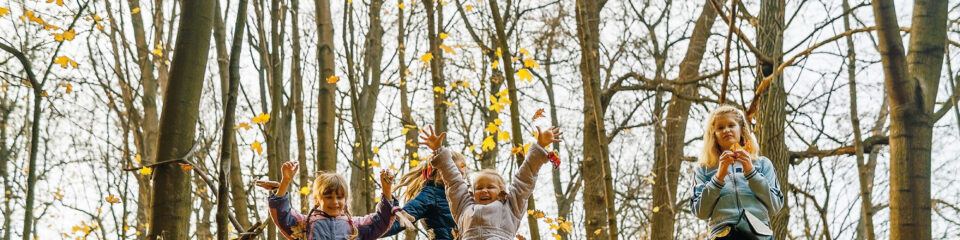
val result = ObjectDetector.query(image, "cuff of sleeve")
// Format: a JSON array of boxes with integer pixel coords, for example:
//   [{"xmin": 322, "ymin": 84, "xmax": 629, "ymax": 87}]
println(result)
[
  {"xmin": 378, "ymin": 194, "xmax": 396, "ymax": 215},
  {"xmin": 268, "ymin": 194, "xmax": 290, "ymax": 208},
  {"xmin": 710, "ymin": 176, "xmax": 725, "ymax": 188},
  {"xmin": 527, "ymin": 143, "xmax": 549, "ymax": 164},
  {"xmin": 744, "ymin": 168, "xmax": 759, "ymax": 180}
]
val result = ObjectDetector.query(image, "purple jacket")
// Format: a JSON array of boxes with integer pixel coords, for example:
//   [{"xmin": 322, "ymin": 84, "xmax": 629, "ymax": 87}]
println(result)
[{"xmin": 269, "ymin": 194, "xmax": 397, "ymax": 240}]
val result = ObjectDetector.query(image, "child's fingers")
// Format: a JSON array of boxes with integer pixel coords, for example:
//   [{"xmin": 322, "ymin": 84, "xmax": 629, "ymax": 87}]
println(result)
[
  {"xmin": 536, "ymin": 126, "xmax": 542, "ymax": 136},
  {"xmin": 438, "ymin": 132, "xmax": 446, "ymax": 141},
  {"xmin": 419, "ymin": 141, "xmax": 429, "ymax": 145},
  {"xmin": 429, "ymin": 125, "xmax": 435, "ymax": 136}
]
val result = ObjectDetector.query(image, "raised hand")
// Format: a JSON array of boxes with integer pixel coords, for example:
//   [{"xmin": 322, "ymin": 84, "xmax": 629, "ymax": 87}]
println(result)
[
  {"xmin": 281, "ymin": 161, "xmax": 299, "ymax": 181},
  {"xmin": 380, "ymin": 169, "xmax": 395, "ymax": 202},
  {"xmin": 733, "ymin": 149, "xmax": 754, "ymax": 173},
  {"xmin": 418, "ymin": 125, "xmax": 446, "ymax": 151},
  {"xmin": 716, "ymin": 151, "xmax": 737, "ymax": 181},
  {"xmin": 536, "ymin": 126, "xmax": 564, "ymax": 148}
]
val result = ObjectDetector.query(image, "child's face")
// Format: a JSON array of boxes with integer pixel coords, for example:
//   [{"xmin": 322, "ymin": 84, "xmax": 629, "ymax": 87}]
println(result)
[
  {"xmin": 713, "ymin": 113, "xmax": 742, "ymax": 150},
  {"xmin": 318, "ymin": 192, "xmax": 347, "ymax": 216},
  {"xmin": 473, "ymin": 175, "xmax": 502, "ymax": 205}
]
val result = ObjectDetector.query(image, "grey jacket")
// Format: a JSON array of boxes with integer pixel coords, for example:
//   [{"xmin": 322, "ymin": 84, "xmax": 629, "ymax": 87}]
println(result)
[
  {"xmin": 432, "ymin": 144, "xmax": 549, "ymax": 240},
  {"xmin": 690, "ymin": 156, "xmax": 783, "ymax": 238}
]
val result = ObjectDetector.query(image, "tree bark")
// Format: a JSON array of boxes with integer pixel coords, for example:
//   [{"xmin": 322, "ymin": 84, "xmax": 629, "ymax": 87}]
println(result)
[
  {"xmin": 754, "ymin": 0, "xmax": 789, "ymax": 239},
  {"xmin": 147, "ymin": 0, "xmax": 215, "ymax": 239},
  {"xmin": 215, "ymin": 0, "xmax": 248, "ymax": 238},
  {"xmin": 871, "ymin": 0, "xmax": 947, "ymax": 238},
  {"xmin": 650, "ymin": 1, "xmax": 721, "ymax": 239},
  {"xmin": 421, "ymin": 0, "xmax": 448, "ymax": 134},
  {"xmin": 841, "ymin": 1, "xmax": 874, "ymax": 239},
  {"xmin": 315, "ymin": 0, "xmax": 338, "ymax": 172},
  {"xmin": 575, "ymin": 0, "xmax": 616, "ymax": 239},
  {"xmin": 349, "ymin": 0, "xmax": 385, "ymax": 215}
]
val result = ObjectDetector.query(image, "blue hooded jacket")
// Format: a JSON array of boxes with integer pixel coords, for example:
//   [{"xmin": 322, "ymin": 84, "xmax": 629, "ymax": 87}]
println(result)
[{"xmin": 382, "ymin": 180, "xmax": 456, "ymax": 239}]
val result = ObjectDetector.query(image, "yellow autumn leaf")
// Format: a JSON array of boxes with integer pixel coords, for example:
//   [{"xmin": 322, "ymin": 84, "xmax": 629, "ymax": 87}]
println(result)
[
  {"xmin": 0, "ymin": 8, "xmax": 9, "ymax": 18},
  {"xmin": 465, "ymin": 5, "xmax": 473, "ymax": 12},
  {"xmin": 439, "ymin": 32, "xmax": 448, "ymax": 39},
  {"xmin": 234, "ymin": 122, "xmax": 252, "ymax": 130},
  {"xmin": 401, "ymin": 127, "xmax": 410, "ymax": 134},
  {"xmin": 139, "ymin": 167, "xmax": 152, "ymax": 175},
  {"xmin": 52, "ymin": 29, "xmax": 75, "ymax": 42},
  {"xmin": 652, "ymin": 206, "xmax": 660, "ymax": 213},
  {"xmin": 492, "ymin": 60, "xmax": 499, "ymax": 69},
  {"xmin": 439, "ymin": 44, "xmax": 455, "ymax": 54},
  {"xmin": 495, "ymin": 47, "xmax": 502, "ymax": 57},
  {"xmin": 517, "ymin": 68, "xmax": 532, "ymax": 82},
  {"xmin": 134, "ymin": 154, "xmax": 142, "ymax": 163},
  {"xmin": 524, "ymin": 58, "xmax": 540, "ymax": 69},
  {"xmin": 251, "ymin": 141, "xmax": 263, "ymax": 155},
  {"xmin": 496, "ymin": 89, "xmax": 509, "ymax": 97},
  {"xmin": 326, "ymin": 75, "xmax": 340, "ymax": 83},
  {"xmin": 433, "ymin": 86, "xmax": 445, "ymax": 94},
  {"xmin": 46, "ymin": 0, "xmax": 64, "ymax": 6},
  {"xmin": 489, "ymin": 102, "xmax": 503, "ymax": 113},
  {"xmin": 367, "ymin": 159, "xmax": 381, "ymax": 167},
  {"xmin": 552, "ymin": 234, "xmax": 561, "ymax": 240},
  {"xmin": 41, "ymin": 90, "xmax": 48, "ymax": 97},
  {"xmin": 442, "ymin": 101, "xmax": 453, "ymax": 106},
  {"xmin": 519, "ymin": 48, "xmax": 530, "ymax": 56},
  {"xmin": 106, "ymin": 194, "xmax": 120, "ymax": 204},
  {"xmin": 131, "ymin": 8, "xmax": 140, "ymax": 14},
  {"xmin": 252, "ymin": 113, "xmax": 270, "ymax": 124},
  {"xmin": 498, "ymin": 131, "xmax": 510, "ymax": 141},
  {"xmin": 511, "ymin": 146, "xmax": 521, "ymax": 155},
  {"xmin": 481, "ymin": 136, "xmax": 496, "ymax": 151},
  {"xmin": 421, "ymin": 53, "xmax": 434, "ymax": 63},
  {"xmin": 54, "ymin": 56, "xmax": 78, "ymax": 69},
  {"xmin": 59, "ymin": 82, "xmax": 72, "ymax": 93},
  {"xmin": 410, "ymin": 159, "xmax": 420, "ymax": 167},
  {"xmin": 153, "ymin": 44, "xmax": 163, "ymax": 57},
  {"xmin": 485, "ymin": 122, "xmax": 500, "ymax": 133},
  {"xmin": 373, "ymin": 147, "xmax": 380, "ymax": 154},
  {"xmin": 398, "ymin": 3, "xmax": 405, "ymax": 9},
  {"xmin": 299, "ymin": 187, "xmax": 310, "ymax": 195}
]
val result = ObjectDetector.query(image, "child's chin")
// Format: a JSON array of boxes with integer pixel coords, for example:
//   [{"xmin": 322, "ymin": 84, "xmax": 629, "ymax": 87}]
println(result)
[{"xmin": 324, "ymin": 209, "xmax": 342, "ymax": 216}]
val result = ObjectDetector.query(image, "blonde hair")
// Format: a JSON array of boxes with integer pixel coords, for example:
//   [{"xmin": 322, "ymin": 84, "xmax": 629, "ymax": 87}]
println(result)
[
  {"xmin": 472, "ymin": 169, "xmax": 506, "ymax": 193},
  {"xmin": 698, "ymin": 105, "xmax": 759, "ymax": 167},
  {"xmin": 310, "ymin": 171, "xmax": 358, "ymax": 240},
  {"xmin": 396, "ymin": 152, "xmax": 468, "ymax": 202}
]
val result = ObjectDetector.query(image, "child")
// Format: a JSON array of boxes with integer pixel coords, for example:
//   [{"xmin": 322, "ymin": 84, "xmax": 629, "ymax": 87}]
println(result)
[
  {"xmin": 378, "ymin": 152, "xmax": 468, "ymax": 239},
  {"xmin": 420, "ymin": 125, "xmax": 562, "ymax": 239},
  {"xmin": 690, "ymin": 105, "xmax": 783, "ymax": 240},
  {"xmin": 263, "ymin": 161, "xmax": 402, "ymax": 240}
]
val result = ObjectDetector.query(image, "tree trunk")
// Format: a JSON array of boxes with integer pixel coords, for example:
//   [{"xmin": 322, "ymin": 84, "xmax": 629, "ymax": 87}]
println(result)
[
  {"xmin": 754, "ymin": 0, "xmax": 789, "ymax": 239},
  {"xmin": 872, "ymin": 0, "xmax": 947, "ymax": 238},
  {"xmin": 397, "ymin": 4, "xmax": 421, "ymax": 240},
  {"xmin": 421, "ymin": 0, "xmax": 448, "ymax": 134},
  {"xmin": 147, "ymin": 0, "xmax": 215, "ymax": 239},
  {"xmin": 215, "ymin": 0, "xmax": 248, "ymax": 238},
  {"xmin": 315, "ymin": 0, "xmax": 338, "ymax": 172},
  {"xmin": 841, "ymin": 1, "xmax": 874, "ymax": 239},
  {"xmin": 575, "ymin": 0, "xmax": 616, "ymax": 239},
  {"xmin": 650, "ymin": 1, "xmax": 721, "ymax": 239},
  {"xmin": 0, "ymin": 99, "xmax": 13, "ymax": 240},
  {"xmin": 349, "ymin": 0, "xmax": 385, "ymax": 215},
  {"xmin": 126, "ymin": 1, "xmax": 161, "ymax": 238}
]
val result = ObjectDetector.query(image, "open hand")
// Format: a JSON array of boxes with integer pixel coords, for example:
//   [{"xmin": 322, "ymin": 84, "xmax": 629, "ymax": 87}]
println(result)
[
  {"xmin": 536, "ymin": 126, "xmax": 564, "ymax": 148},
  {"xmin": 380, "ymin": 170, "xmax": 395, "ymax": 201},
  {"xmin": 418, "ymin": 125, "xmax": 446, "ymax": 151},
  {"xmin": 281, "ymin": 161, "xmax": 299, "ymax": 181}
]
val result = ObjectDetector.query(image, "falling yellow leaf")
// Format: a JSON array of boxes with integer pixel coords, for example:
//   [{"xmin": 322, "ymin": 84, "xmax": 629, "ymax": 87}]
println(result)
[
  {"xmin": 373, "ymin": 147, "xmax": 380, "ymax": 154},
  {"xmin": 53, "ymin": 188, "xmax": 63, "ymax": 199},
  {"xmin": 234, "ymin": 122, "xmax": 252, "ymax": 130},
  {"xmin": 481, "ymin": 136, "xmax": 496, "ymax": 151},
  {"xmin": 367, "ymin": 159, "xmax": 381, "ymax": 167},
  {"xmin": 52, "ymin": 29, "xmax": 75, "ymax": 42},
  {"xmin": 410, "ymin": 159, "xmax": 420, "ymax": 167},
  {"xmin": 440, "ymin": 44, "xmax": 456, "ymax": 54},
  {"xmin": 401, "ymin": 127, "xmax": 410, "ymax": 134},
  {"xmin": 511, "ymin": 146, "xmax": 522, "ymax": 155},
  {"xmin": 498, "ymin": 131, "xmax": 510, "ymax": 142},
  {"xmin": 53, "ymin": 56, "xmax": 78, "ymax": 69},
  {"xmin": 519, "ymin": 48, "xmax": 530, "ymax": 56},
  {"xmin": 153, "ymin": 44, "xmax": 163, "ymax": 57},
  {"xmin": 131, "ymin": 8, "xmax": 140, "ymax": 14},
  {"xmin": 433, "ymin": 86, "xmax": 445, "ymax": 94},
  {"xmin": 439, "ymin": 32, "xmax": 448, "ymax": 39},
  {"xmin": 491, "ymin": 60, "xmax": 499, "ymax": 69},
  {"xmin": 252, "ymin": 113, "xmax": 270, "ymax": 124},
  {"xmin": 516, "ymin": 68, "xmax": 532, "ymax": 82},
  {"xmin": 485, "ymin": 122, "xmax": 500, "ymax": 133},
  {"xmin": 299, "ymin": 187, "xmax": 310, "ymax": 195},
  {"xmin": 46, "ymin": 0, "xmax": 64, "ymax": 6},
  {"xmin": 139, "ymin": 167, "xmax": 152, "ymax": 175},
  {"xmin": 134, "ymin": 154, "xmax": 142, "ymax": 163},
  {"xmin": 179, "ymin": 163, "xmax": 194, "ymax": 171},
  {"xmin": 523, "ymin": 58, "xmax": 540, "ymax": 69},
  {"xmin": 465, "ymin": 5, "xmax": 473, "ymax": 12},
  {"xmin": 40, "ymin": 91, "xmax": 48, "ymax": 97},
  {"xmin": 326, "ymin": 75, "xmax": 340, "ymax": 83},
  {"xmin": 421, "ymin": 53, "xmax": 434, "ymax": 63},
  {"xmin": 442, "ymin": 101, "xmax": 453, "ymax": 106},
  {"xmin": 552, "ymin": 234, "xmax": 561, "ymax": 240},
  {"xmin": 397, "ymin": 3, "xmax": 405, "ymax": 9},
  {"xmin": 59, "ymin": 82, "xmax": 72, "ymax": 93},
  {"xmin": 652, "ymin": 206, "xmax": 660, "ymax": 213},
  {"xmin": 495, "ymin": 47, "xmax": 502, "ymax": 57},
  {"xmin": 469, "ymin": 145, "xmax": 476, "ymax": 152},
  {"xmin": 106, "ymin": 195, "xmax": 120, "ymax": 204},
  {"xmin": 251, "ymin": 141, "xmax": 263, "ymax": 155},
  {"xmin": 0, "ymin": 8, "xmax": 9, "ymax": 18}
]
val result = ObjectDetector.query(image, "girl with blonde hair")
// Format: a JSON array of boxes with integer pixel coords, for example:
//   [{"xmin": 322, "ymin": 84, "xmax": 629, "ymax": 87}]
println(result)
[
  {"xmin": 690, "ymin": 105, "xmax": 783, "ymax": 240},
  {"xmin": 261, "ymin": 161, "xmax": 405, "ymax": 240},
  {"xmin": 378, "ymin": 150, "xmax": 467, "ymax": 239}
]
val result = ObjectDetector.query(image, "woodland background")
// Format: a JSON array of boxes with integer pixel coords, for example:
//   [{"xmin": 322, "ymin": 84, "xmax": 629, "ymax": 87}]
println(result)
[{"xmin": 0, "ymin": 0, "xmax": 959, "ymax": 239}]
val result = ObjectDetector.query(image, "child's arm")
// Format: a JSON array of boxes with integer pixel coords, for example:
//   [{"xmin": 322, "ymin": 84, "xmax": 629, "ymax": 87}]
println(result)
[
  {"xmin": 381, "ymin": 189, "xmax": 433, "ymax": 237},
  {"xmin": 268, "ymin": 161, "xmax": 307, "ymax": 239},
  {"xmin": 690, "ymin": 166, "xmax": 722, "ymax": 220},
  {"xmin": 354, "ymin": 171, "xmax": 399, "ymax": 240},
  {"xmin": 433, "ymin": 147, "xmax": 473, "ymax": 221},
  {"xmin": 506, "ymin": 126, "xmax": 561, "ymax": 218},
  {"xmin": 745, "ymin": 156, "xmax": 784, "ymax": 215}
]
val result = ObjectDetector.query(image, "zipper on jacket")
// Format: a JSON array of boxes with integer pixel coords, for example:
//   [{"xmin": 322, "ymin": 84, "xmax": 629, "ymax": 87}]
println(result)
[{"xmin": 732, "ymin": 163, "xmax": 744, "ymax": 212}]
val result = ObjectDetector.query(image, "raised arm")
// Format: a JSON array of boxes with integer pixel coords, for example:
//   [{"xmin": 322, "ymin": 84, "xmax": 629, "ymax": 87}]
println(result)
[
  {"xmin": 418, "ymin": 125, "xmax": 473, "ymax": 220},
  {"xmin": 506, "ymin": 126, "xmax": 562, "ymax": 217},
  {"xmin": 354, "ymin": 193, "xmax": 398, "ymax": 240}
]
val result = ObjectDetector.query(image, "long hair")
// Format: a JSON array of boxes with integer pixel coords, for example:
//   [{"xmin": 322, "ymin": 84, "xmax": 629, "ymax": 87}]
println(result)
[
  {"xmin": 311, "ymin": 171, "xmax": 359, "ymax": 240},
  {"xmin": 395, "ymin": 151, "xmax": 468, "ymax": 202},
  {"xmin": 698, "ymin": 105, "xmax": 759, "ymax": 167}
]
